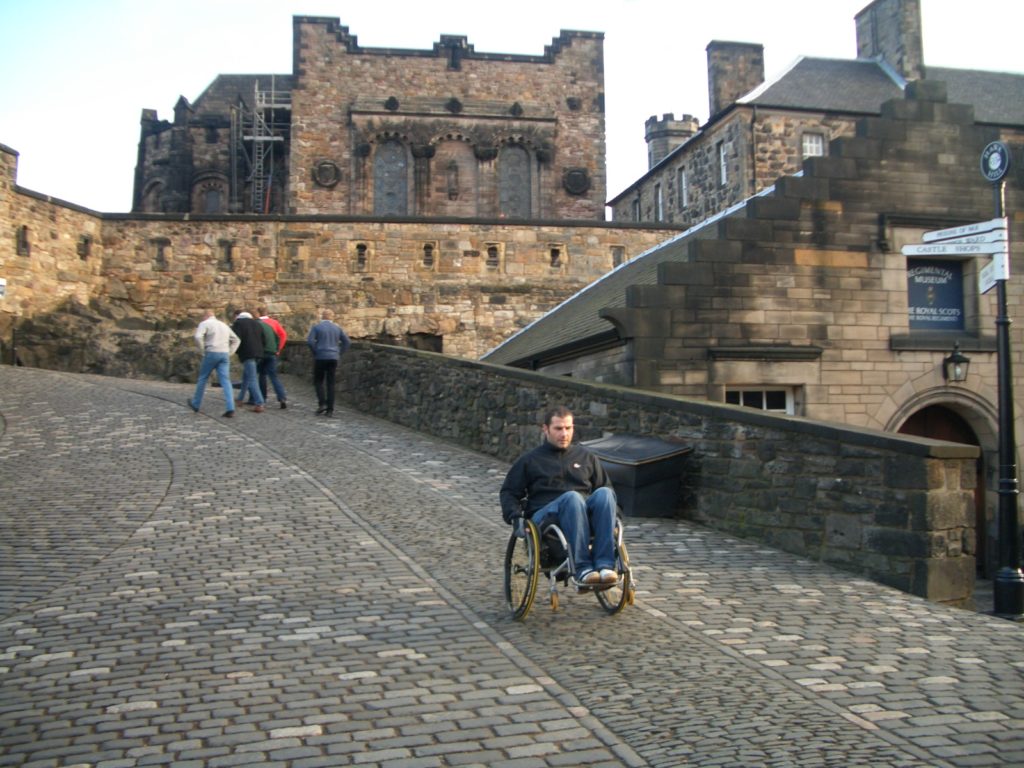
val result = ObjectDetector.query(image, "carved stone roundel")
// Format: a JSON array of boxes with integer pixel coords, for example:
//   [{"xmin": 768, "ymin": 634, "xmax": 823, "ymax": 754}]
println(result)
[
  {"xmin": 562, "ymin": 168, "xmax": 590, "ymax": 196},
  {"xmin": 312, "ymin": 160, "xmax": 341, "ymax": 188}
]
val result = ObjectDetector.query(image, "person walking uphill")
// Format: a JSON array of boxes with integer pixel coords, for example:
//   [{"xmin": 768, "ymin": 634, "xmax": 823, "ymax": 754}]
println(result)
[
  {"xmin": 307, "ymin": 308, "xmax": 350, "ymax": 417},
  {"xmin": 188, "ymin": 309, "xmax": 241, "ymax": 418},
  {"xmin": 257, "ymin": 306, "xmax": 288, "ymax": 409},
  {"xmin": 231, "ymin": 310, "xmax": 266, "ymax": 413}
]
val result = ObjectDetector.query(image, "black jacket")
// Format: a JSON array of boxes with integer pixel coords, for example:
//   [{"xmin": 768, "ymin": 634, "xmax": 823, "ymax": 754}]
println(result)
[
  {"xmin": 499, "ymin": 441, "xmax": 612, "ymax": 523},
  {"xmin": 232, "ymin": 317, "xmax": 266, "ymax": 362}
]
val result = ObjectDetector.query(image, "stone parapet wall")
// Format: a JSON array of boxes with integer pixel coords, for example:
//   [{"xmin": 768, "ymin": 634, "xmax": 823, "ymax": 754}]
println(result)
[
  {"xmin": 333, "ymin": 341, "xmax": 978, "ymax": 607},
  {"xmin": 1, "ymin": 143, "xmax": 672, "ymax": 365}
]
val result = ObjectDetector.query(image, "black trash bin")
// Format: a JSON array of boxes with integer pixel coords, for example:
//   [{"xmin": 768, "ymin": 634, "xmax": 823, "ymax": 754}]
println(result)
[{"xmin": 582, "ymin": 434, "xmax": 692, "ymax": 518}]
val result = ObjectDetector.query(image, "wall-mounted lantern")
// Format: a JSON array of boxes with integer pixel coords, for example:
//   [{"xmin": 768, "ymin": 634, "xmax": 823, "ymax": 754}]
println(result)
[{"xmin": 943, "ymin": 341, "xmax": 971, "ymax": 383}]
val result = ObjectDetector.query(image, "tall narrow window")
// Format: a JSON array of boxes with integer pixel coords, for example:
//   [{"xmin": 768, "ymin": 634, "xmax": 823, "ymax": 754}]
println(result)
[
  {"xmin": 218, "ymin": 240, "xmax": 234, "ymax": 272},
  {"xmin": 373, "ymin": 140, "xmax": 408, "ymax": 216},
  {"xmin": 718, "ymin": 142, "xmax": 728, "ymax": 185},
  {"xmin": 16, "ymin": 225, "xmax": 30, "ymax": 257},
  {"xmin": 654, "ymin": 184, "xmax": 664, "ymax": 222},
  {"xmin": 355, "ymin": 243, "xmax": 368, "ymax": 271},
  {"xmin": 802, "ymin": 132, "xmax": 826, "ymax": 158},
  {"xmin": 549, "ymin": 245, "xmax": 564, "ymax": 268},
  {"xmin": 498, "ymin": 145, "xmax": 531, "ymax": 219},
  {"xmin": 150, "ymin": 238, "xmax": 170, "ymax": 271},
  {"xmin": 677, "ymin": 169, "xmax": 688, "ymax": 210},
  {"xmin": 632, "ymin": 198, "xmax": 641, "ymax": 222},
  {"xmin": 422, "ymin": 243, "xmax": 435, "ymax": 268},
  {"xmin": 611, "ymin": 245, "xmax": 625, "ymax": 268}
]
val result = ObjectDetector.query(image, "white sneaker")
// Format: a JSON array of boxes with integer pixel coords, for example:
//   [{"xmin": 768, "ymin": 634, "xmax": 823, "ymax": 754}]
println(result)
[{"xmin": 599, "ymin": 568, "xmax": 618, "ymax": 583}]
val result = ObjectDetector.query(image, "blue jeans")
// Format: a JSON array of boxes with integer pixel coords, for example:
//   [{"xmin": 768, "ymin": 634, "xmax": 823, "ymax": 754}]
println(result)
[
  {"xmin": 190, "ymin": 352, "xmax": 235, "ymax": 412},
  {"xmin": 258, "ymin": 355, "xmax": 287, "ymax": 403},
  {"xmin": 531, "ymin": 487, "xmax": 617, "ymax": 580},
  {"xmin": 239, "ymin": 358, "xmax": 264, "ymax": 406}
]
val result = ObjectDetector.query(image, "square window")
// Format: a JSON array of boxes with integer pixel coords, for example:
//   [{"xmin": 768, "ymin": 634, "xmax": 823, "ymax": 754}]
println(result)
[{"xmin": 802, "ymin": 132, "xmax": 825, "ymax": 158}]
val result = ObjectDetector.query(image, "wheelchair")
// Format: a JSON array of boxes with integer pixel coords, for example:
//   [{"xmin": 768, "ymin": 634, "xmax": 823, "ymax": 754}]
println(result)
[{"xmin": 503, "ymin": 515, "xmax": 635, "ymax": 619}]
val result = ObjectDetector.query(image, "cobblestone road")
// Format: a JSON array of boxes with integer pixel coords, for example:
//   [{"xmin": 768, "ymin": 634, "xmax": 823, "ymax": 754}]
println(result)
[{"xmin": 2, "ymin": 367, "xmax": 1022, "ymax": 767}]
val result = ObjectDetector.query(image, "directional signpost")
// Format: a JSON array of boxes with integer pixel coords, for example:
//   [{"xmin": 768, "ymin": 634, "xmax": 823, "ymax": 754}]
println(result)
[{"xmin": 899, "ymin": 141, "xmax": 1021, "ymax": 618}]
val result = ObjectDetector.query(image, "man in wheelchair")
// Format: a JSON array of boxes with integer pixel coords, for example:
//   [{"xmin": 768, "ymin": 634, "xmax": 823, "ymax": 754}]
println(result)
[{"xmin": 499, "ymin": 406, "xmax": 619, "ymax": 588}]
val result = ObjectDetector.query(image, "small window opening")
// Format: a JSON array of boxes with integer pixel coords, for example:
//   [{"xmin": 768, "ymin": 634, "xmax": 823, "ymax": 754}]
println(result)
[
  {"xmin": 422, "ymin": 243, "xmax": 435, "ymax": 268},
  {"xmin": 77, "ymin": 235, "xmax": 92, "ymax": 260},
  {"xmin": 549, "ymin": 246, "xmax": 562, "ymax": 268},
  {"xmin": 356, "ymin": 243, "xmax": 368, "ymax": 270},
  {"xmin": 486, "ymin": 245, "xmax": 500, "ymax": 269},
  {"xmin": 218, "ymin": 240, "xmax": 234, "ymax": 272},
  {"xmin": 16, "ymin": 225, "xmax": 30, "ymax": 257}
]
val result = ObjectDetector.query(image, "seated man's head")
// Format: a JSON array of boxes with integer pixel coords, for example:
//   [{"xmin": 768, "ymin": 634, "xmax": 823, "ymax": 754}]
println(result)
[{"xmin": 542, "ymin": 406, "xmax": 574, "ymax": 449}]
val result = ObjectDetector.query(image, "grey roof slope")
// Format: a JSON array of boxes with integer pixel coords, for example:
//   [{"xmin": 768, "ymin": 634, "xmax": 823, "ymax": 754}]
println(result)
[
  {"xmin": 739, "ymin": 57, "xmax": 902, "ymax": 113},
  {"xmin": 192, "ymin": 74, "xmax": 293, "ymax": 115},
  {"xmin": 482, "ymin": 197, "xmax": 761, "ymax": 366},
  {"xmin": 932, "ymin": 67, "xmax": 1024, "ymax": 125}
]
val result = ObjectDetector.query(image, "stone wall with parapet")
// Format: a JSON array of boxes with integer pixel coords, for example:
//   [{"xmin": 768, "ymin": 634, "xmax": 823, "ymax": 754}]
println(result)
[
  {"xmin": 1, "ymin": 144, "xmax": 673, "ymax": 368},
  {"xmin": 331, "ymin": 341, "xmax": 978, "ymax": 607}
]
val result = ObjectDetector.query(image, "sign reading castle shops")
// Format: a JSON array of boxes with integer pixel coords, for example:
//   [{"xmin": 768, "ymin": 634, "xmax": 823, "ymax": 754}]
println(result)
[{"xmin": 907, "ymin": 260, "xmax": 965, "ymax": 330}]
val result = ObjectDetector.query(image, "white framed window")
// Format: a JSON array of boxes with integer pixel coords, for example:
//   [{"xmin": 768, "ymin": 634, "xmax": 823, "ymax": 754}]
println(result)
[
  {"xmin": 802, "ymin": 132, "xmax": 826, "ymax": 158},
  {"xmin": 677, "ymin": 168, "xmax": 688, "ymax": 210},
  {"xmin": 655, "ymin": 184, "xmax": 664, "ymax": 222},
  {"xmin": 725, "ymin": 387, "xmax": 795, "ymax": 415},
  {"xmin": 718, "ymin": 141, "xmax": 728, "ymax": 185}
]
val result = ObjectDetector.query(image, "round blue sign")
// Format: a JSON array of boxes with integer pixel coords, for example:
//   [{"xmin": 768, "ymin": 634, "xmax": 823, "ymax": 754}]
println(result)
[{"xmin": 981, "ymin": 141, "xmax": 1011, "ymax": 182}]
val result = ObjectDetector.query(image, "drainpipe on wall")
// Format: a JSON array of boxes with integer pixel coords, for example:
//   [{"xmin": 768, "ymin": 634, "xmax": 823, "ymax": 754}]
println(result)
[{"xmin": 750, "ymin": 105, "xmax": 758, "ymax": 195}]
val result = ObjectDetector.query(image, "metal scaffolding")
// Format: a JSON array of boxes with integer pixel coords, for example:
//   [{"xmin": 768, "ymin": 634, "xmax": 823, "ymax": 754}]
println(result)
[{"xmin": 230, "ymin": 77, "xmax": 290, "ymax": 213}]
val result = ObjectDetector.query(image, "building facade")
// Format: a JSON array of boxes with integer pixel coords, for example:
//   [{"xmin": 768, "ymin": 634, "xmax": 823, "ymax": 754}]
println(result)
[
  {"xmin": 609, "ymin": 0, "xmax": 1024, "ymax": 229},
  {"xmin": 133, "ymin": 19, "xmax": 607, "ymax": 222}
]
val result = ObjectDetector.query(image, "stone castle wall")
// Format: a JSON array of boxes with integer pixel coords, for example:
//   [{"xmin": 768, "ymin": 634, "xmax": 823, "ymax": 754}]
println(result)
[{"xmin": 1, "ymin": 143, "xmax": 672, "ymax": 369}]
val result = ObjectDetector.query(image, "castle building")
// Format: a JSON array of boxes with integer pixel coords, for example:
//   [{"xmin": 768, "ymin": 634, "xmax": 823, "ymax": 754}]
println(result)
[
  {"xmin": 133, "ymin": 19, "xmax": 607, "ymax": 221},
  {"xmin": 609, "ymin": 0, "xmax": 1024, "ymax": 228}
]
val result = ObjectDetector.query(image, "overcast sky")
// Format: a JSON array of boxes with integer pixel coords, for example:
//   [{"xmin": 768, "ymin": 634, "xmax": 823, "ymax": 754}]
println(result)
[{"xmin": 1, "ymin": 0, "xmax": 1021, "ymax": 212}]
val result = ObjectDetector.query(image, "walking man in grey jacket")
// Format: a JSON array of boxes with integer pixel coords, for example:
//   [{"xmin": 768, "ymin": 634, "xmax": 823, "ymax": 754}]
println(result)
[{"xmin": 306, "ymin": 308, "xmax": 351, "ymax": 417}]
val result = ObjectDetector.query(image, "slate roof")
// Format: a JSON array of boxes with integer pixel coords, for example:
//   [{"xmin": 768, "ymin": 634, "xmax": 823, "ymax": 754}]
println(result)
[
  {"xmin": 481, "ymin": 194, "xmax": 767, "ymax": 366},
  {"xmin": 931, "ymin": 66, "xmax": 1024, "ymax": 125},
  {"xmin": 192, "ymin": 74, "xmax": 293, "ymax": 116},
  {"xmin": 738, "ymin": 57, "xmax": 902, "ymax": 114}
]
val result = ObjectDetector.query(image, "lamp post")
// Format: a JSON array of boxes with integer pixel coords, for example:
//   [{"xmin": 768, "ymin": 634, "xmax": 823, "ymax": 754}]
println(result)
[
  {"xmin": 943, "ymin": 342, "xmax": 971, "ymax": 383},
  {"xmin": 982, "ymin": 141, "xmax": 1024, "ymax": 617}
]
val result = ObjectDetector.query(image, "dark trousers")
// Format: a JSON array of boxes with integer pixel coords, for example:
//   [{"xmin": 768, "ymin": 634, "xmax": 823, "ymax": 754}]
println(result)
[{"xmin": 313, "ymin": 359, "xmax": 338, "ymax": 411}]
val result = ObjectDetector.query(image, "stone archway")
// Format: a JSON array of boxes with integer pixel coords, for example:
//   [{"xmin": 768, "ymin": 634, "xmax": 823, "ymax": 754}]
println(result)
[{"xmin": 892, "ymin": 396, "xmax": 996, "ymax": 577}]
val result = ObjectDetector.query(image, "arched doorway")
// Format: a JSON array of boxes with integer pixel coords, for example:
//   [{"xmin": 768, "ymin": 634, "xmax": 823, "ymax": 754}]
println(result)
[{"xmin": 898, "ymin": 405, "xmax": 986, "ymax": 574}]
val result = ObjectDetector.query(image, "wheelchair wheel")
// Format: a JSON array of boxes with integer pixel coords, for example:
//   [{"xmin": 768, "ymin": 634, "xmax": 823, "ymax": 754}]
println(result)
[
  {"xmin": 504, "ymin": 519, "xmax": 541, "ymax": 620},
  {"xmin": 596, "ymin": 535, "xmax": 634, "ymax": 615}
]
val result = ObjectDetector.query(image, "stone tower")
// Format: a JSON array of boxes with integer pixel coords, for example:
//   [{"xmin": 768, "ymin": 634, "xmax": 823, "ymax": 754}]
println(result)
[{"xmin": 644, "ymin": 113, "xmax": 700, "ymax": 169}]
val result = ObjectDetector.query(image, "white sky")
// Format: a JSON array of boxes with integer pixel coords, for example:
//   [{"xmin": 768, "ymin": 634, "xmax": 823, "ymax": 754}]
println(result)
[{"xmin": 1, "ymin": 0, "xmax": 1021, "ymax": 213}]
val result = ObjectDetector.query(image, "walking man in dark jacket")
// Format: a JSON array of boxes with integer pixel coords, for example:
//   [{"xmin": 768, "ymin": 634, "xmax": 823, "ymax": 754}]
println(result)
[
  {"xmin": 231, "ymin": 310, "xmax": 266, "ymax": 412},
  {"xmin": 499, "ymin": 406, "xmax": 619, "ymax": 587},
  {"xmin": 306, "ymin": 308, "xmax": 350, "ymax": 417}
]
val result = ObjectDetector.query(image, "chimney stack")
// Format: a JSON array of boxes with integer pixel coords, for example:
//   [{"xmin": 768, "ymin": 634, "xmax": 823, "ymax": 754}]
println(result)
[
  {"xmin": 706, "ymin": 41, "xmax": 764, "ymax": 118},
  {"xmin": 855, "ymin": 0, "xmax": 923, "ymax": 81}
]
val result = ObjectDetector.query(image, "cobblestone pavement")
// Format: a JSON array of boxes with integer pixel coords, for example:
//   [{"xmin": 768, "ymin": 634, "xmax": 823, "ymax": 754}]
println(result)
[{"xmin": 2, "ymin": 366, "xmax": 1023, "ymax": 768}]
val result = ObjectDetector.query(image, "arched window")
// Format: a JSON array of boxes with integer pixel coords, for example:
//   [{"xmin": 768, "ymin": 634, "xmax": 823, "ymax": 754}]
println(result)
[
  {"xmin": 498, "ymin": 145, "xmax": 531, "ymax": 219},
  {"xmin": 373, "ymin": 140, "xmax": 408, "ymax": 216}
]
